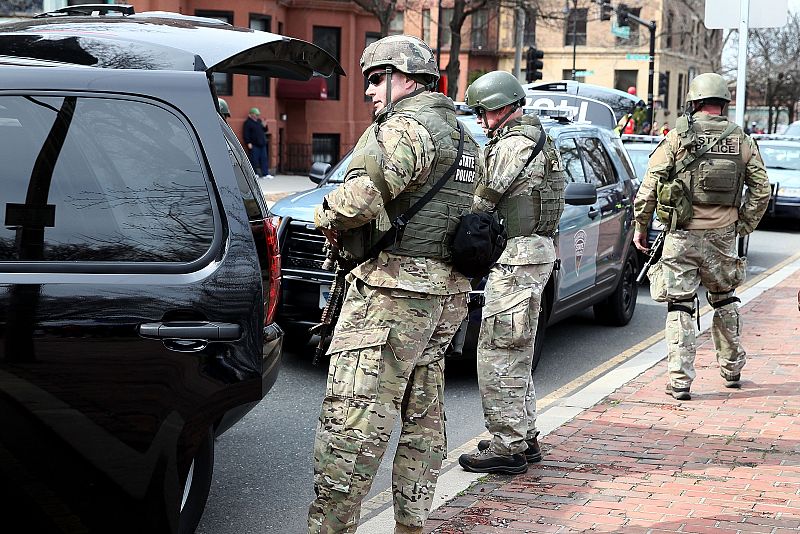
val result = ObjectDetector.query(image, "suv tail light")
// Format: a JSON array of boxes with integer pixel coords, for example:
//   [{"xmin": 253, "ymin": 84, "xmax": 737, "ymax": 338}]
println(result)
[{"xmin": 264, "ymin": 216, "xmax": 281, "ymax": 325}]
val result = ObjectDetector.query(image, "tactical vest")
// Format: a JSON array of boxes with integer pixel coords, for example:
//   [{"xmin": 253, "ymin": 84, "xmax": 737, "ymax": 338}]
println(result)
[
  {"xmin": 340, "ymin": 92, "xmax": 479, "ymax": 261},
  {"xmin": 489, "ymin": 116, "xmax": 566, "ymax": 238},
  {"xmin": 675, "ymin": 115, "xmax": 746, "ymax": 207}
]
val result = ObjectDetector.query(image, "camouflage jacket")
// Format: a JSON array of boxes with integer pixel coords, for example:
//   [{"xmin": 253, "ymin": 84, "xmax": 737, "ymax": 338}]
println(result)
[
  {"xmin": 633, "ymin": 112, "xmax": 771, "ymax": 235},
  {"xmin": 473, "ymin": 115, "xmax": 560, "ymax": 265},
  {"xmin": 314, "ymin": 92, "xmax": 473, "ymax": 295}
]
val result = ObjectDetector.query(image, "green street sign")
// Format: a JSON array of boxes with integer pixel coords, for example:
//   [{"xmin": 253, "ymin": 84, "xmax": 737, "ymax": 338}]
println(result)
[
  {"xmin": 574, "ymin": 70, "xmax": 594, "ymax": 76},
  {"xmin": 625, "ymin": 53, "xmax": 650, "ymax": 61},
  {"xmin": 611, "ymin": 21, "xmax": 630, "ymax": 38}
]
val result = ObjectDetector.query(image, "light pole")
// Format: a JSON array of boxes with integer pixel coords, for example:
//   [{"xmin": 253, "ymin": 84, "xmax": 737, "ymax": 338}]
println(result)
[{"xmin": 570, "ymin": 0, "xmax": 578, "ymax": 80}]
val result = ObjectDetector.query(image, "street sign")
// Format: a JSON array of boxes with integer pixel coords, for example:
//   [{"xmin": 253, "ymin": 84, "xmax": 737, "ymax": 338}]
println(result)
[
  {"xmin": 704, "ymin": 0, "xmax": 787, "ymax": 29},
  {"xmin": 574, "ymin": 70, "xmax": 594, "ymax": 77},
  {"xmin": 611, "ymin": 21, "xmax": 630, "ymax": 38},
  {"xmin": 625, "ymin": 53, "xmax": 650, "ymax": 61}
]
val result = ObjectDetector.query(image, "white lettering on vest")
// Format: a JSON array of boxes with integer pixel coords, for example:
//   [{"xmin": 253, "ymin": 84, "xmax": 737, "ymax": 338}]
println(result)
[
  {"xmin": 694, "ymin": 135, "xmax": 740, "ymax": 155},
  {"xmin": 454, "ymin": 154, "xmax": 476, "ymax": 183}
]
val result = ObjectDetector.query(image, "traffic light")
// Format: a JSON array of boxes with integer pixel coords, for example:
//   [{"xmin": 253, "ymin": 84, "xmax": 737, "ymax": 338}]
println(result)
[
  {"xmin": 658, "ymin": 72, "xmax": 669, "ymax": 96},
  {"xmin": 617, "ymin": 3, "xmax": 629, "ymax": 26},
  {"xmin": 600, "ymin": 0, "xmax": 613, "ymax": 21},
  {"xmin": 526, "ymin": 46, "xmax": 544, "ymax": 83}
]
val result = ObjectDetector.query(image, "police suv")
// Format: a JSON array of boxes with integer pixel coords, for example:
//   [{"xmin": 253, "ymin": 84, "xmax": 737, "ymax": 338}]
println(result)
[{"xmin": 270, "ymin": 90, "xmax": 641, "ymax": 370}]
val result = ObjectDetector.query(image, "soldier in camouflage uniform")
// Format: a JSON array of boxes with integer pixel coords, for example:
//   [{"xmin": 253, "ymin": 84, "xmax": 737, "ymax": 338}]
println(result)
[
  {"xmin": 633, "ymin": 73, "xmax": 771, "ymax": 400},
  {"xmin": 307, "ymin": 35, "xmax": 481, "ymax": 534},
  {"xmin": 458, "ymin": 71, "xmax": 566, "ymax": 474}
]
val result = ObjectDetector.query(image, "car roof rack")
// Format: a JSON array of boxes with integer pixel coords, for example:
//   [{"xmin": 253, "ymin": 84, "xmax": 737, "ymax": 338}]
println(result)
[
  {"xmin": 751, "ymin": 134, "xmax": 800, "ymax": 142},
  {"xmin": 35, "ymin": 4, "xmax": 135, "ymax": 18},
  {"xmin": 524, "ymin": 106, "xmax": 575, "ymax": 123},
  {"xmin": 621, "ymin": 134, "xmax": 663, "ymax": 143}
]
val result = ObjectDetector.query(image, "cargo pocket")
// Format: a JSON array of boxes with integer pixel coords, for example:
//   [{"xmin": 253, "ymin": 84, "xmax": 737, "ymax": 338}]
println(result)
[
  {"xmin": 698, "ymin": 160, "xmax": 738, "ymax": 192},
  {"xmin": 648, "ymin": 261, "xmax": 668, "ymax": 302},
  {"xmin": 324, "ymin": 432, "xmax": 362, "ymax": 494},
  {"xmin": 482, "ymin": 289, "xmax": 533, "ymax": 349},
  {"xmin": 327, "ymin": 327, "xmax": 390, "ymax": 400}
]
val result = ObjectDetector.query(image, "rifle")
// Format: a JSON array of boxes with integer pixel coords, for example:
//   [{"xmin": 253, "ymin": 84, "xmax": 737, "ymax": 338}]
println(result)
[
  {"xmin": 309, "ymin": 243, "xmax": 350, "ymax": 366},
  {"xmin": 636, "ymin": 229, "xmax": 665, "ymax": 284}
]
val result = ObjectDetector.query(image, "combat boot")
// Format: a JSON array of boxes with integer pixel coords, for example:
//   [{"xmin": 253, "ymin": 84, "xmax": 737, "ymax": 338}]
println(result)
[
  {"xmin": 458, "ymin": 447, "xmax": 528, "ymax": 474},
  {"xmin": 723, "ymin": 374, "xmax": 741, "ymax": 389},
  {"xmin": 477, "ymin": 434, "xmax": 542, "ymax": 463},
  {"xmin": 394, "ymin": 522, "xmax": 423, "ymax": 534},
  {"xmin": 665, "ymin": 384, "xmax": 691, "ymax": 400}
]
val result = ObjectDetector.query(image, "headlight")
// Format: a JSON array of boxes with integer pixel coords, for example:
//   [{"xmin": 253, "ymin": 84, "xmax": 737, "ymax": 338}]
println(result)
[{"xmin": 777, "ymin": 186, "xmax": 800, "ymax": 198}]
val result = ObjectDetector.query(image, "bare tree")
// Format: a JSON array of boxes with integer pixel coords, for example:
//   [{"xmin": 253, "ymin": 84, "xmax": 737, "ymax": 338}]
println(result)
[{"xmin": 352, "ymin": 0, "xmax": 401, "ymax": 36}]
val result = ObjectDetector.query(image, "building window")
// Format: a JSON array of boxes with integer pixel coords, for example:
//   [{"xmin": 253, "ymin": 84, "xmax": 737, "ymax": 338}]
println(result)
[
  {"xmin": 562, "ymin": 68, "xmax": 586, "ymax": 83},
  {"xmin": 662, "ymin": 71, "xmax": 671, "ymax": 110},
  {"xmin": 614, "ymin": 70, "xmax": 638, "ymax": 93},
  {"xmin": 677, "ymin": 73, "xmax": 684, "ymax": 110},
  {"xmin": 471, "ymin": 9, "xmax": 488, "ymax": 49},
  {"xmin": 249, "ymin": 15, "xmax": 272, "ymax": 97},
  {"xmin": 195, "ymin": 10, "xmax": 233, "ymax": 95},
  {"xmin": 422, "ymin": 9, "xmax": 431, "ymax": 44},
  {"xmin": 564, "ymin": 8, "xmax": 587, "ymax": 46},
  {"xmin": 615, "ymin": 6, "xmax": 641, "ymax": 46},
  {"xmin": 389, "ymin": 12, "xmax": 404, "ymax": 35},
  {"xmin": 312, "ymin": 134, "xmax": 340, "ymax": 166},
  {"xmin": 364, "ymin": 32, "xmax": 381, "ymax": 101},
  {"xmin": 665, "ymin": 11, "xmax": 673, "ymax": 48},
  {"xmin": 524, "ymin": 7, "xmax": 537, "ymax": 47},
  {"xmin": 440, "ymin": 8, "xmax": 453, "ymax": 49},
  {"xmin": 313, "ymin": 26, "xmax": 341, "ymax": 100}
]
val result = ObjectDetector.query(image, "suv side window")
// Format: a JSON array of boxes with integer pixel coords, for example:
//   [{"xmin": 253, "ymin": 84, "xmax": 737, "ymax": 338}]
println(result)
[
  {"xmin": 0, "ymin": 95, "xmax": 214, "ymax": 263},
  {"xmin": 578, "ymin": 137, "xmax": 616, "ymax": 188},
  {"xmin": 558, "ymin": 137, "xmax": 588, "ymax": 183}
]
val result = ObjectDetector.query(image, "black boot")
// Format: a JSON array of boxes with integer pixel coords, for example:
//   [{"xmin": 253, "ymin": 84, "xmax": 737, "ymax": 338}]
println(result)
[
  {"xmin": 665, "ymin": 384, "xmax": 691, "ymax": 400},
  {"xmin": 459, "ymin": 447, "xmax": 528, "ymax": 474},
  {"xmin": 723, "ymin": 374, "xmax": 741, "ymax": 389},
  {"xmin": 477, "ymin": 435, "xmax": 542, "ymax": 463}
]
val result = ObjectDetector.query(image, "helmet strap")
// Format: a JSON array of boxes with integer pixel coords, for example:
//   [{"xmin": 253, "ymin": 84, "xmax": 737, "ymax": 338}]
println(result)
[
  {"xmin": 384, "ymin": 66, "xmax": 394, "ymax": 113},
  {"xmin": 487, "ymin": 103, "xmax": 520, "ymax": 138}
]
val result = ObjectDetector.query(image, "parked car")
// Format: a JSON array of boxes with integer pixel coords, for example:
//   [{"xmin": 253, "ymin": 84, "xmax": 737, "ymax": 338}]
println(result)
[
  {"xmin": 271, "ymin": 96, "xmax": 641, "ymax": 370},
  {"xmin": 620, "ymin": 133, "xmax": 750, "ymax": 258},
  {"xmin": 752, "ymin": 136, "xmax": 800, "ymax": 220},
  {"xmin": 0, "ymin": 7, "xmax": 341, "ymax": 534}
]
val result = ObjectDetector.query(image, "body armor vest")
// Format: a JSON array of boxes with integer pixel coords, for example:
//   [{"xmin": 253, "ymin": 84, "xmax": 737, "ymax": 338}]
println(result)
[
  {"xmin": 342, "ymin": 92, "xmax": 479, "ymax": 261},
  {"xmin": 675, "ymin": 116, "xmax": 746, "ymax": 208},
  {"xmin": 490, "ymin": 116, "xmax": 566, "ymax": 238}
]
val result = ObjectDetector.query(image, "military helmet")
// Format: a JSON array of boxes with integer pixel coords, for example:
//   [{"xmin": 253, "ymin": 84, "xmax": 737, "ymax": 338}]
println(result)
[
  {"xmin": 465, "ymin": 71, "xmax": 526, "ymax": 112},
  {"xmin": 360, "ymin": 35, "xmax": 439, "ymax": 81},
  {"xmin": 217, "ymin": 98, "xmax": 230, "ymax": 117},
  {"xmin": 686, "ymin": 73, "xmax": 731, "ymax": 103}
]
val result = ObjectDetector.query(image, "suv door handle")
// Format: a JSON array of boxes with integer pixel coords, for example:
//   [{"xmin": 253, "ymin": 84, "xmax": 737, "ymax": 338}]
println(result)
[
  {"xmin": 587, "ymin": 208, "xmax": 600, "ymax": 219},
  {"xmin": 138, "ymin": 321, "xmax": 241, "ymax": 341}
]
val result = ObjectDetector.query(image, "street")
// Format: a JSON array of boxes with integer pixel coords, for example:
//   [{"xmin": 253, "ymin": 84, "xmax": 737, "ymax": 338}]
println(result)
[{"xmin": 197, "ymin": 223, "xmax": 800, "ymax": 534}]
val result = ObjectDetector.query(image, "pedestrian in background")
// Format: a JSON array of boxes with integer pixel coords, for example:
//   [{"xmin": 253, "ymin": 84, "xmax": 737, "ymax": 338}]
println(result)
[
  {"xmin": 633, "ymin": 72, "xmax": 771, "ymax": 400},
  {"xmin": 243, "ymin": 107, "xmax": 271, "ymax": 178},
  {"xmin": 307, "ymin": 35, "xmax": 481, "ymax": 534},
  {"xmin": 458, "ymin": 71, "xmax": 566, "ymax": 475},
  {"xmin": 218, "ymin": 98, "xmax": 231, "ymax": 124}
]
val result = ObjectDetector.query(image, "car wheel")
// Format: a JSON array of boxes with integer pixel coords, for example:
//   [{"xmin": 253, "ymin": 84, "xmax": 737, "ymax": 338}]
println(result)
[
  {"xmin": 178, "ymin": 430, "xmax": 214, "ymax": 534},
  {"xmin": 737, "ymin": 233, "xmax": 749, "ymax": 257},
  {"xmin": 531, "ymin": 290, "xmax": 548, "ymax": 373},
  {"xmin": 594, "ymin": 248, "xmax": 638, "ymax": 327}
]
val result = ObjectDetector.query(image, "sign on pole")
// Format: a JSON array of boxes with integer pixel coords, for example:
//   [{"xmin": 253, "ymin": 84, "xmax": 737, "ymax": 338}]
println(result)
[{"xmin": 704, "ymin": 0, "xmax": 788, "ymax": 127}]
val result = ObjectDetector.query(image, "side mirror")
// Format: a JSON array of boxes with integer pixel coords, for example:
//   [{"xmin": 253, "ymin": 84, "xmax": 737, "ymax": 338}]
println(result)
[
  {"xmin": 564, "ymin": 182, "xmax": 597, "ymax": 206},
  {"xmin": 309, "ymin": 161, "xmax": 331, "ymax": 184}
]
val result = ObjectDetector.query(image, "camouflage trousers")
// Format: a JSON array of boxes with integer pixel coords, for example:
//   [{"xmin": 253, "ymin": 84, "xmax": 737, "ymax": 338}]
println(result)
[
  {"xmin": 308, "ymin": 278, "xmax": 467, "ymax": 534},
  {"xmin": 647, "ymin": 223, "xmax": 747, "ymax": 389},
  {"xmin": 476, "ymin": 262, "xmax": 553, "ymax": 456}
]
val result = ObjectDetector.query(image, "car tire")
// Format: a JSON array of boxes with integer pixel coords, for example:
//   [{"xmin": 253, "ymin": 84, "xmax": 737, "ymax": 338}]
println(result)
[
  {"xmin": 178, "ymin": 430, "xmax": 214, "ymax": 534},
  {"xmin": 593, "ymin": 248, "xmax": 638, "ymax": 327},
  {"xmin": 532, "ymin": 290, "xmax": 549, "ymax": 373}
]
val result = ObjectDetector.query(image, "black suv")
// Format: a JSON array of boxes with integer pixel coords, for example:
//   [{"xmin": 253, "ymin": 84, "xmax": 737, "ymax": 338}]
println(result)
[
  {"xmin": 0, "ymin": 8, "xmax": 341, "ymax": 534},
  {"xmin": 270, "ymin": 97, "xmax": 640, "ymax": 370}
]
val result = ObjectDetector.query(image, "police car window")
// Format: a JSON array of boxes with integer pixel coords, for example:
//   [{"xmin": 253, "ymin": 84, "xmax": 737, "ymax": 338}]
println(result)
[
  {"xmin": 557, "ymin": 137, "xmax": 588, "ymax": 183},
  {"xmin": 0, "ymin": 95, "xmax": 214, "ymax": 262},
  {"xmin": 578, "ymin": 137, "xmax": 615, "ymax": 188},
  {"xmin": 759, "ymin": 145, "xmax": 800, "ymax": 170}
]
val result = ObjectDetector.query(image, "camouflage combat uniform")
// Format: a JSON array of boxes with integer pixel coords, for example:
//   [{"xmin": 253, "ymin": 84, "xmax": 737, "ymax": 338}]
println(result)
[
  {"xmin": 472, "ymin": 115, "xmax": 565, "ymax": 456},
  {"xmin": 308, "ymin": 91, "xmax": 480, "ymax": 533},
  {"xmin": 633, "ymin": 111, "xmax": 771, "ymax": 391}
]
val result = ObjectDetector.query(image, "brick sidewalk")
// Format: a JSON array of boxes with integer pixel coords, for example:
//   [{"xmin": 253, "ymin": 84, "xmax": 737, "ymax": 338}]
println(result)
[{"xmin": 427, "ymin": 270, "xmax": 800, "ymax": 533}]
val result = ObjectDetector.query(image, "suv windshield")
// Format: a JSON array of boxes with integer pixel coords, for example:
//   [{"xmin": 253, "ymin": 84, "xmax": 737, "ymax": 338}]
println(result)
[{"xmin": 759, "ymin": 144, "xmax": 800, "ymax": 170}]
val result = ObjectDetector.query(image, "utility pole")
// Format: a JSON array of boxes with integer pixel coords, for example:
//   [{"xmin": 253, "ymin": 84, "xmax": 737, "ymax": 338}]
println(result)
[
  {"xmin": 514, "ymin": 5, "xmax": 525, "ymax": 79},
  {"xmin": 570, "ymin": 0, "xmax": 578, "ymax": 80},
  {"xmin": 435, "ymin": 0, "xmax": 443, "ymax": 71}
]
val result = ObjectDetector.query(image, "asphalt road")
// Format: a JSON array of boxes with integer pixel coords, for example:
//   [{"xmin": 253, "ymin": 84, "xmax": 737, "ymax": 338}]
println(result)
[{"xmin": 197, "ymin": 221, "xmax": 800, "ymax": 534}]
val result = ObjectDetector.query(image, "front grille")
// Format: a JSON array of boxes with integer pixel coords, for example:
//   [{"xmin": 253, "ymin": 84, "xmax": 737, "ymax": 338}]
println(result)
[{"xmin": 283, "ymin": 220, "xmax": 327, "ymax": 271}]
